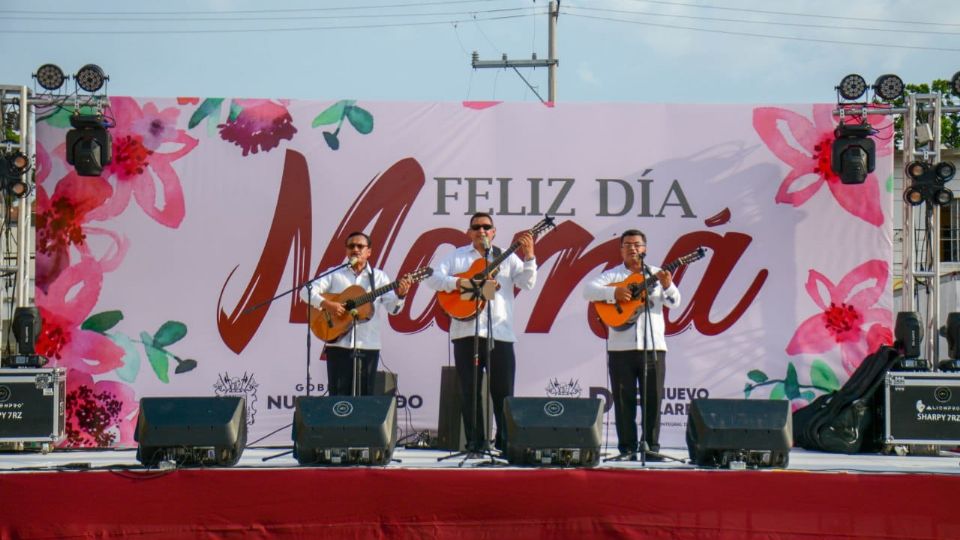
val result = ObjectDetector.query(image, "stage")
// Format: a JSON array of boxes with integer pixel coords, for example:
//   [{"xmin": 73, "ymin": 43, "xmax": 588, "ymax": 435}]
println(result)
[{"xmin": 2, "ymin": 445, "xmax": 959, "ymax": 539}]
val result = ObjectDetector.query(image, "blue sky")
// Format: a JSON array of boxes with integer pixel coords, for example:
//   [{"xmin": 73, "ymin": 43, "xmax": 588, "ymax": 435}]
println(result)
[{"xmin": 1, "ymin": 0, "xmax": 958, "ymax": 104}]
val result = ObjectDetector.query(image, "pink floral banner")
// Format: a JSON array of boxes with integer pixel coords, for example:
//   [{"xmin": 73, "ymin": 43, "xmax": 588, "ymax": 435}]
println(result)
[{"xmin": 34, "ymin": 98, "xmax": 894, "ymax": 448}]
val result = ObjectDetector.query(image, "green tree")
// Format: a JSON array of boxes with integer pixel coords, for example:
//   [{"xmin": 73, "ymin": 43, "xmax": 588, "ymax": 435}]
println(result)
[{"xmin": 887, "ymin": 79, "xmax": 960, "ymax": 149}]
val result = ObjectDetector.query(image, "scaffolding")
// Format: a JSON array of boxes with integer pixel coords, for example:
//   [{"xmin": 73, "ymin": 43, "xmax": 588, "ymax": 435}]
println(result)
[
  {"xmin": 838, "ymin": 93, "xmax": 960, "ymax": 364},
  {"xmin": 0, "ymin": 85, "xmax": 37, "ymax": 356}
]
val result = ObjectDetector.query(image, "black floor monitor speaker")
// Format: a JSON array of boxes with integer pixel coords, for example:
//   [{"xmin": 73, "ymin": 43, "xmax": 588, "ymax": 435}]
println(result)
[
  {"xmin": 686, "ymin": 398, "xmax": 792, "ymax": 469},
  {"xmin": 503, "ymin": 397, "xmax": 603, "ymax": 467},
  {"xmin": 435, "ymin": 366, "xmax": 490, "ymax": 451},
  {"xmin": 375, "ymin": 370, "xmax": 397, "ymax": 396},
  {"xmin": 293, "ymin": 395, "xmax": 397, "ymax": 465},
  {"xmin": 134, "ymin": 396, "xmax": 247, "ymax": 467}
]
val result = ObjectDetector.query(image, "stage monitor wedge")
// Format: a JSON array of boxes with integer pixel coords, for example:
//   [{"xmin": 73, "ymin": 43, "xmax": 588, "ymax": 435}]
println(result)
[
  {"xmin": 686, "ymin": 398, "xmax": 792, "ymax": 469},
  {"xmin": 503, "ymin": 397, "xmax": 603, "ymax": 467},
  {"xmin": 134, "ymin": 396, "xmax": 247, "ymax": 467},
  {"xmin": 293, "ymin": 395, "xmax": 397, "ymax": 466}
]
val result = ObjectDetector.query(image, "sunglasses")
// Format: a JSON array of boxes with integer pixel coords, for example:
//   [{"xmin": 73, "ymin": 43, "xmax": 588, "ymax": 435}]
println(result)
[
  {"xmin": 470, "ymin": 224, "xmax": 494, "ymax": 231},
  {"xmin": 346, "ymin": 243, "xmax": 369, "ymax": 249}
]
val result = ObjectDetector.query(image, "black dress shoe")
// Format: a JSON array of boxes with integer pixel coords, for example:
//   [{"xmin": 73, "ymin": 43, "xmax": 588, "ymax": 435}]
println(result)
[{"xmin": 643, "ymin": 453, "xmax": 664, "ymax": 462}]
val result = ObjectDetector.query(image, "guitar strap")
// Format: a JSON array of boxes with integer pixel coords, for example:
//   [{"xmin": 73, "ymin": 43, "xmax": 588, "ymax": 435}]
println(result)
[{"xmin": 362, "ymin": 265, "xmax": 376, "ymax": 322}]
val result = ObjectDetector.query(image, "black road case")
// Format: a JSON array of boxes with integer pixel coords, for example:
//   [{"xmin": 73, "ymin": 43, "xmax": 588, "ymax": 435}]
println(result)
[
  {"xmin": 0, "ymin": 368, "xmax": 66, "ymax": 447},
  {"xmin": 884, "ymin": 371, "xmax": 960, "ymax": 445}
]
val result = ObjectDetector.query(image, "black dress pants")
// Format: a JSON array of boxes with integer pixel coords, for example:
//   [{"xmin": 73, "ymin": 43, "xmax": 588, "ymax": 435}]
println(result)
[
  {"xmin": 607, "ymin": 349, "xmax": 666, "ymax": 454},
  {"xmin": 452, "ymin": 337, "xmax": 516, "ymax": 451},
  {"xmin": 325, "ymin": 346, "xmax": 379, "ymax": 396}
]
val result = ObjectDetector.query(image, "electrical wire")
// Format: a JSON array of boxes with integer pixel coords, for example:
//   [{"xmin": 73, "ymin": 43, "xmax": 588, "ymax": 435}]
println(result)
[
  {"xmin": 563, "ymin": 12, "xmax": 960, "ymax": 52},
  {"xmin": 564, "ymin": 4, "xmax": 960, "ymax": 36},
  {"xmin": 0, "ymin": 0, "xmax": 509, "ymax": 16},
  {"xmin": 0, "ymin": 13, "xmax": 544, "ymax": 35},
  {"xmin": 617, "ymin": 0, "xmax": 960, "ymax": 28},
  {"xmin": 0, "ymin": 5, "xmax": 541, "ymax": 22}
]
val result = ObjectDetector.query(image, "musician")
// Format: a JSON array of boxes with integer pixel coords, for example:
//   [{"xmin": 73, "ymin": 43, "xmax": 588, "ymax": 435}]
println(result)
[
  {"xmin": 425, "ymin": 212, "xmax": 537, "ymax": 452},
  {"xmin": 581, "ymin": 229, "xmax": 681, "ymax": 459},
  {"xmin": 305, "ymin": 232, "xmax": 411, "ymax": 396}
]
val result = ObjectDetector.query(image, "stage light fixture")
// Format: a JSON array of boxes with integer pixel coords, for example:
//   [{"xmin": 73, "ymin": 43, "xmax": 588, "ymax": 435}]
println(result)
[
  {"xmin": 0, "ymin": 150, "xmax": 31, "ymax": 198},
  {"xmin": 943, "ymin": 313, "xmax": 960, "ymax": 360},
  {"xmin": 66, "ymin": 114, "xmax": 112, "ymax": 176},
  {"xmin": 0, "ymin": 307, "xmax": 47, "ymax": 368},
  {"xmin": 933, "ymin": 188, "xmax": 955, "ymax": 206},
  {"xmin": 903, "ymin": 160, "xmax": 955, "ymax": 207},
  {"xmin": 939, "ymin": 313, "xmax": 960, "ymax": 371},
  {"xmin": 935, "ymin": 161, "xmax": 956, "ymax": 183},
  {"xmin": 12, "ymin": 307, "xmax": 41, "ymax": 355},
  {"xmin": 892, "ymin": 311, "xmax": 927, "ymax": 370},
  {"xmin": 903, "ymin": 186, "xmax": 925, "ymax": 206},
  {"xmin": 907, "ymin": 160, "xmax": 930, "ymax": 180},
  {"xmin": 831, "ymin": 122, "xmax": 875, "ymax": 184},
  {"xmin": 75, "ymin": 64, "xmax": 108, "ymax": 93},
  {"xmin": 33, "ymin": 64, "xmax": 66, "ymax": 91},
  {"xmin": 873, "ymin": 74, "xmax": 904, "ymax": 101},
  {"xmin": 6, "ymin": 151, "xmax": 29, "ymax": 174},
  {"xmin": 951, "ymin": 71, "xmax": 960, "ymax": 96},
  {"xmin": 838, "ymin": 74, "xmax": 868, "ymax": 101}
]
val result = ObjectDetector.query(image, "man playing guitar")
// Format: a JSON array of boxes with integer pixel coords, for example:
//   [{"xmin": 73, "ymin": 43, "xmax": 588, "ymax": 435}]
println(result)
[
  {"xmin": 425, "ymin": 212, "xmax": 536, "ymax": 453},
  {"xmin": 304, "ymin": 232, "xmax": 411, "ymax": 396},
  {"xmin": 581, "ymin": 229, "xmax": 681, "ymax": 460}
]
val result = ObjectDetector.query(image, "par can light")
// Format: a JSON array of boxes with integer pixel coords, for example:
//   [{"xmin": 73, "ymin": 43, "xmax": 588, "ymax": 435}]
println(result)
[
  {"xmin": 838, "ymin": 74, "xmax": 868, "ymax": 101},
  {"xmin": 34, "ymin": 63, "xmax": 66, "ymax": 91}
]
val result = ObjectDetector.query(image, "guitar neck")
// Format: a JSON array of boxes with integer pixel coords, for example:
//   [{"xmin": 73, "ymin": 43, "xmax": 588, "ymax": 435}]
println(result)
[
  {"xmin": 477, "ymin": 242, "xmax": 522, "ymax": 278},
  {"xmin": 348, "ymin": 280, "xmax": 399, "ymax": 309},
  {"xmin": 474, "ymin": 216, "xmax": 553, "ymax": 279},
  {"xmin": 634, "ymin": 258, "xmax": 685, "ymax": 291}
]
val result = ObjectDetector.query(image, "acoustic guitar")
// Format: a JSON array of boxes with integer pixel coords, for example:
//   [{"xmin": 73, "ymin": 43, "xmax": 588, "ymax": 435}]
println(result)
[
  {"xmin": 436, "ymin": 216, "xmax": 556, "ymax": 321},
  {"xmin": 309, "ymin": 266, "xmax": 433, "ymax": 343},
  {"xmin": 593, "ymin": 247, "xmax": 706, "ymax": 330}
]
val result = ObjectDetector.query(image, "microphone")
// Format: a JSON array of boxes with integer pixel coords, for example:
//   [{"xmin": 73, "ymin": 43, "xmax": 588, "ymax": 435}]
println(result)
[
  {"xmin": 481, "ymin": 235, "xmax": 490, "ymax": 251},
  {"xmin": 636, "ymin": 252, "xmax": 645, "ymax": 262},
  {"xmin": 348, "ymin": 255, "xmax": 359, "ymax": 267}
]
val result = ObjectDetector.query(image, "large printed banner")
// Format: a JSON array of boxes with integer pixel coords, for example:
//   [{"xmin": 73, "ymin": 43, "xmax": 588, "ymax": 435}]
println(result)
[{"xmin": 34, "ymin": 99, "xmax": 895, "ymax": 448}]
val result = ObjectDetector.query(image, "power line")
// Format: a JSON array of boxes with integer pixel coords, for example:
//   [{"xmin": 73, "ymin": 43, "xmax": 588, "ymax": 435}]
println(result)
[
  {"xmin": 620, "ymin": 0, "xmax": 960, "ymax": 28},
  {"xmin": 0, "ymin": 6, "xmax": 540, "ymax": 22},
  {"xmin": 0, "ymin": 12, "xmax": 542, "ymax": 34},
  {"xmin": 565, "ymin": 5, "xmax": 960, "ymax": 36},
  {"xmin": 565, "ymin": 12, "xmax": 960, "ymax": 52},
  {"xmin": 0, "ymin": 0, "xmax": 507, "ymax": 16}
]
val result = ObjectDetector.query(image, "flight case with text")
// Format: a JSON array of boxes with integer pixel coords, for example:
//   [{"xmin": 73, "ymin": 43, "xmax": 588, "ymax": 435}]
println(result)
[
  {"xmin": 0, "ymin": 368, "xmax": 66, "ymax": 449},
  {"xmin": 884, "ymin": 371, "xmax": 960, "ymax": 445}
]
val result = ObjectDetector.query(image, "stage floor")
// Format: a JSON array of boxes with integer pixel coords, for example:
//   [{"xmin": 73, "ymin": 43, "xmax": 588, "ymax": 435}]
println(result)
[
  {"xmin": 4, "ymin": 445, "xmax": 960, "ymax": 539},
  {"xmin": 2, "ymin": 444, "xmax": 959, "ymax": 474}
]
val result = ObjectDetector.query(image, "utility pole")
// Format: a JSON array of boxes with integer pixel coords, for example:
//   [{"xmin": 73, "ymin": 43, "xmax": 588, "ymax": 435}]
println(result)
[{"xmin": 471, "ymin": 0, "xmax": 559, "ymax": 103}]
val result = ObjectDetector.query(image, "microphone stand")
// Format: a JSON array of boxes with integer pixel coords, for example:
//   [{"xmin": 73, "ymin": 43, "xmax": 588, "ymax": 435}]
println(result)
[
  {"xmin": 256, "ymin": 258, "xmax": 355, "ymax": 462},
  {"xmin": 350, "ymin": 315, "xmax": 361, "ymax": 397},
  {"xmin": 479, "ymin": 242, "xmax": 502, "ymax": 465},
  {"xmin": 635, "ymin": 259, "xmax": 682, "ymax": 465}
]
